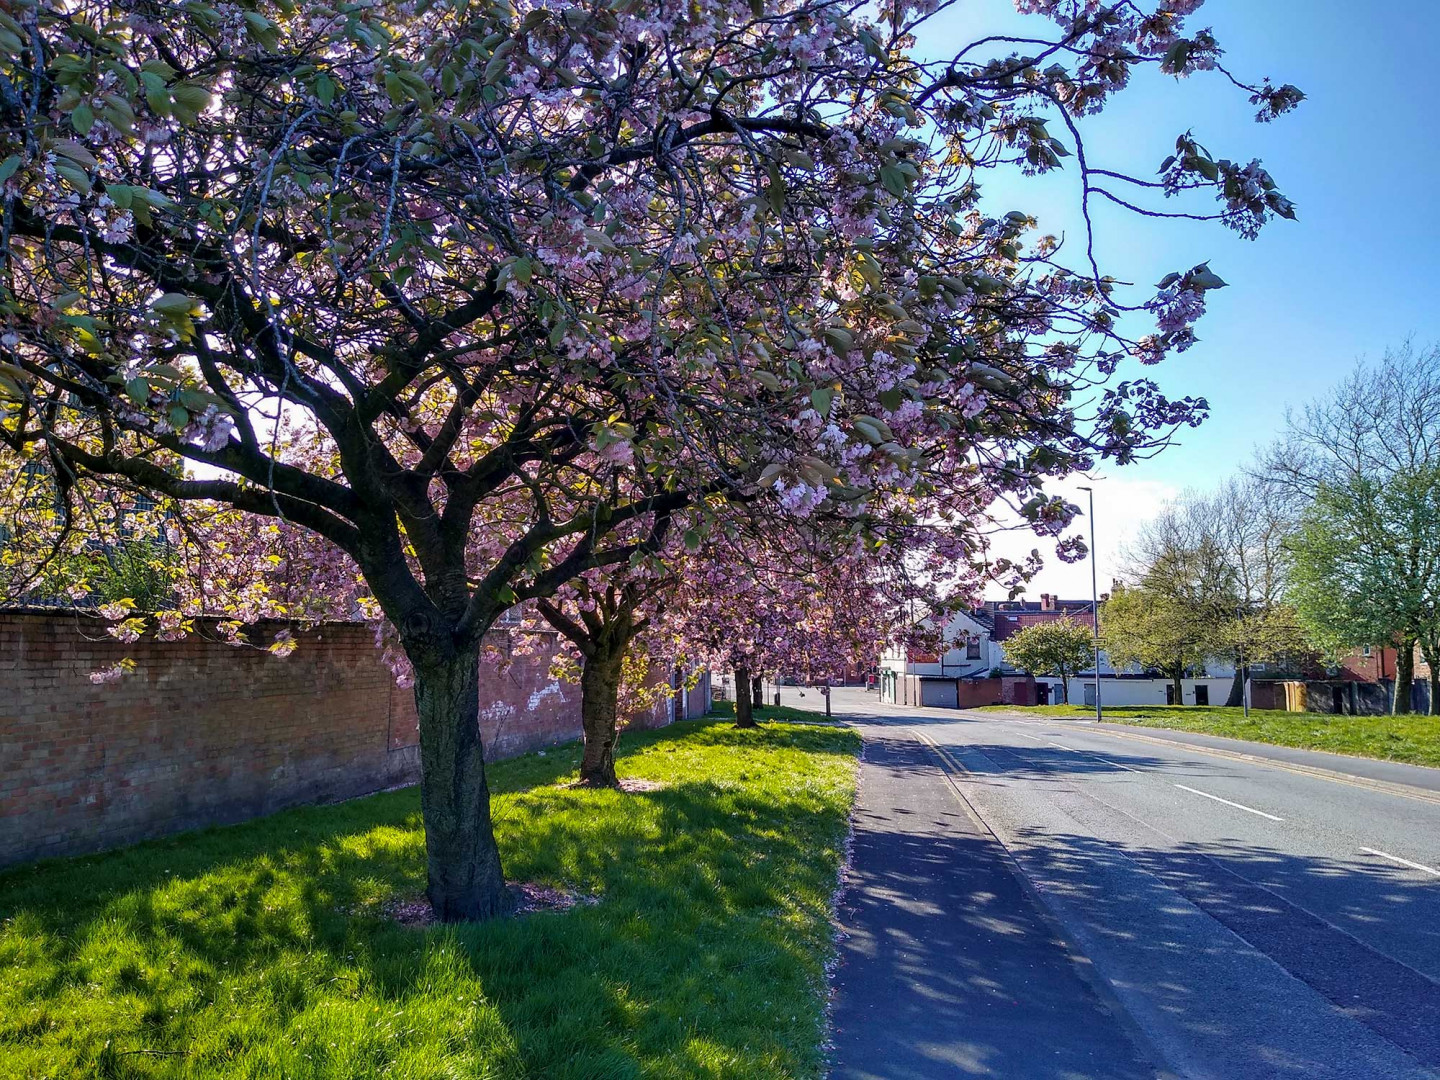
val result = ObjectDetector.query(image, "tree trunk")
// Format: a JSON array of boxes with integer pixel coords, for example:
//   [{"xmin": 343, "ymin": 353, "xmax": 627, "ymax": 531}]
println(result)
[
  {"xmin": 1420, "ymin": 641, "xmax": 1440, "ymax": 717},
  {"xmin": 1171, "ymin": 667, "xmax": 1184, "ymax": 706},
  {"xmin": 1394, "ymin": 639, "xmax": 1415, "ymax": 716},
  {"xmin": 577, "ymin": 650, "xmax": 623, "ymax": 788},
  {"xmin": 751, "ymin": 675, "xmax": 764, "ymax": 713},
  {"xmin": 413, "ymin": 644, "xmax": 512, "ymax": 922},
  {"xmin": 1058, "ymin": 670, "xmax": 1069, "ymax": 705},
  {"xmin": 735, "ymin": 665, "xmax": 757, "ymax": 729},
  {"xmin": 1225, "ymin": 652, "xmax": 1244, "ymax": 708}
]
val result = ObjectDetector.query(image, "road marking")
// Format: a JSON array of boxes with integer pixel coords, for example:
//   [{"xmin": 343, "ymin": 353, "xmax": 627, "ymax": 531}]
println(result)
[
  {"xmin": 1360, "ymin": 847, "xmax": 1440, "ymax": 877},
  {"xmin": 1044, "ymin": 724, "xmax": 1440, "ymax": 808},
  {"xmin": 1173, "ymin": 783, "xmax": 1284, "ymax": 821},
  {"xmin": 1043, "ymin": 739, "xmax": 1142, "ymax": 773}
]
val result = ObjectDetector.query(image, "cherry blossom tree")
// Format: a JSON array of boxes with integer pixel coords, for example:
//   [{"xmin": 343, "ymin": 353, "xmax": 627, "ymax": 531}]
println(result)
[
  {"xmin": 667, "ymin": 522, "xmax": 951, "ymax": 726},
  {"xmin": 533, "ymin": 566, "xmax": 674, "ymax": 787},
  {"xmin": 0, "ymin": 0, "xmax": 1298, "ymax": 919}
]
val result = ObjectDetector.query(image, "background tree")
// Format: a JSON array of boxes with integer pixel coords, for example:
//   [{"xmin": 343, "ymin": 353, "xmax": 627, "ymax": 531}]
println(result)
[
  {"xmin": 1160, "ymin": 478, "xmax": 1307, "ymax": 704},
  {"xmin": 1108, "ymin": 501, "xmax": 1240, "ymax": 700},
  {"xmin": 1286, "ymin": 469, "xmax": 1440, "ymax": 715},
  {"xmin": 0, "ymin": 0, "xmax": 1298, "ymax": 920},
  {"xmin": 535, "ymin": 571, "xmax": 672, "ymax": 788},
  {"xmin": 1101, "ymin": 580, "xmax": 1221, "ymax": 703},
  {"xmin": 1001, "ymin": 617, "xmax": 1092, "ymax": 704},
  {"xmin": 1261, "ymin": 343, "xmax": 1440, "ymax": 714}
]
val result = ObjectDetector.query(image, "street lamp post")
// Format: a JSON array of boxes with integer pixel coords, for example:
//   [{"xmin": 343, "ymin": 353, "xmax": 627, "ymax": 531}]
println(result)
[{"xmin": 1077, "ymin": 486, "xmax": 1102, "ymax": 723}]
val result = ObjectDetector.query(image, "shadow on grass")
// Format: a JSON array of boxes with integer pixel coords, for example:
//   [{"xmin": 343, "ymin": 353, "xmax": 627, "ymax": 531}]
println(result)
[{"xmin": 0, "ymin": 717, "xmax": 859, "ymax": 1080}]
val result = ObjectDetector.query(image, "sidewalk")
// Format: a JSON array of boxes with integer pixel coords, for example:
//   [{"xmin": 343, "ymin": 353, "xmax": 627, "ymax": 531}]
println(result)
[{"xmin": 827, "ymin": 724, "xmax": 1164, "ymax": 1080}]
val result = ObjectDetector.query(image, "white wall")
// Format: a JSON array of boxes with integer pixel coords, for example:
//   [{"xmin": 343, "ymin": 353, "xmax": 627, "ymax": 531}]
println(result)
[{"xmin": 1046, "ymin": 676, "xmax": 1234, "ymax": 707}]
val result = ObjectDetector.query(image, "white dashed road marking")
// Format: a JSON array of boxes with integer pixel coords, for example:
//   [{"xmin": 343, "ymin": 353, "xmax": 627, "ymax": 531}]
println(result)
[{"xmin": 1173, "ymin": 783, "xmax": 1284, "ymax": 822}]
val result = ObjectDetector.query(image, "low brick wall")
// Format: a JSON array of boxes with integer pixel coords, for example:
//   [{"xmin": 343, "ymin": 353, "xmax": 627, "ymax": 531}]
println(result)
[{"xmin": 0, "ymin": 610, "xmax": 689, "ymax": 868}]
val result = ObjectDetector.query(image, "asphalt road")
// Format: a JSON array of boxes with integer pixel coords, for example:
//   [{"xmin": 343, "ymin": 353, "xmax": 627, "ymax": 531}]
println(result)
[{"xmin": 801, "ymin": 687, "xmax": 1440, "ymax": 1080}]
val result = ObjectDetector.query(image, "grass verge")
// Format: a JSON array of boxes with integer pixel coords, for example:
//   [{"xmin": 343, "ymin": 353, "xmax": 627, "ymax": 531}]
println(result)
[
  {"xmin": 0, "ymin": 717, "xmax": 859, "ymax": 1079},
  {"xmin": 972, "ymin": 704, "xmax": 1440, "ymax": 768},
  {"xmin": 711, "ymin": 699, "xmax": 842, "ymax": 726}
]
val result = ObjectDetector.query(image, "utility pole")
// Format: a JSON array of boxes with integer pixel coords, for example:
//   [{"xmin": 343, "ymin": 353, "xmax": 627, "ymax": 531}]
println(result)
[{"xmin": 1077, "ymin": 485, "xmax": 1102, "ymax": 723}]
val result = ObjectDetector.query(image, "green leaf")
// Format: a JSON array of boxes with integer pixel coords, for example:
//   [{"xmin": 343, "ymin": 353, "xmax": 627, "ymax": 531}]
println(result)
[
  {"xmin": 151, "ymin": 293, "xmax": 198, "ymax": 317},
  {"xmin": 0, "ymin": 155, "xmax": 21, "ymax": 184},
  {"xmin": 170, "ymin": 84, "xmax": 212, "ymax": 125},
  {"xmin": 126, "ymin": 377, "xmax": 150, "ymax": 405},
  {"xmin": 810, "ymin": 386, "xmax": 834, "ymax": 417},
  {"xmin": 71, "ymin": 104, "xmax": 95, "ymax": 136},
  {"xmin": 879, "ymin": 163, "xmax": 907, "ymax": 199},
  {"xmin": 484, "ymin": 40, "xmax": 515, "ymax": 85},
  {"xmin": 753, "ymin": 370, "xmax": 783, "ymax": 391},
  {"xmin": 765, "ymin": 161, "xmax": 785, "ymax": 214}
]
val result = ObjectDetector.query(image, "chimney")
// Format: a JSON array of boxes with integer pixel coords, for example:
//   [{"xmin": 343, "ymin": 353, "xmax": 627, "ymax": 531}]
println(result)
[{"xmin": 1040, "ymin": 593, "xmax": 1055, "ymax": 612}]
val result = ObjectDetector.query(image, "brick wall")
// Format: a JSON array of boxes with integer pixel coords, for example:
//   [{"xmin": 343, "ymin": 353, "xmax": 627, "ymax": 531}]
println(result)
[{"xmin": 0, "ymin": 610, "xmax": 688, "ymax": 868}]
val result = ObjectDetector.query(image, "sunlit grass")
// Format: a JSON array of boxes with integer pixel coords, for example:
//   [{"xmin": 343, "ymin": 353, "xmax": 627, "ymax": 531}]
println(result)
[
  {"xmin": 0, "ymin": 717, "xmax": 859, "ymax": 1079},
  {"xmin": 975, "ymin": 703, "xmax": 1440, "ymax": 768}
]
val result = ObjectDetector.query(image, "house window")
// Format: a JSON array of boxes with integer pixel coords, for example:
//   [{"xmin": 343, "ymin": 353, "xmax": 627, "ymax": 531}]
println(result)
[
  {"xmin": 1362, "ymin": 645, "xmax": 1372, "ymax": 658},
  {"xmin": 966, "ymin": 637, "xmax": 981, "ymax": 660}
]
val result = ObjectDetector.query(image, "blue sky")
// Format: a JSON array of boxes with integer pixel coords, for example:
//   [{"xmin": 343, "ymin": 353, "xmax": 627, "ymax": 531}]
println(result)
[{"xmin": 927, "ymin": 1, "xmax": 1440, "ymax": 596}]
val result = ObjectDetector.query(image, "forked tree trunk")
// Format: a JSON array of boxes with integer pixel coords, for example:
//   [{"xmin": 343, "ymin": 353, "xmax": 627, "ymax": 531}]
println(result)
[
  {"xmin": 577, "ymin": 650, "xmax": 624, "ymax": 788},
  {"xmin": 735, "ymin": 665, "xmax": 757, "ymax": 728},
  {"xmin": 1394, "ymin": 639, "xmax": 1416, "ymax": 716},
  {"xmin": 413, "ymin": 644, "xmax": 512, "ymax": 922}
]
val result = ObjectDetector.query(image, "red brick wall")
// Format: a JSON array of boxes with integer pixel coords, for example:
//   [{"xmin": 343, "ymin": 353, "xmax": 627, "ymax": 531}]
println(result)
[{"xmin": 0, "ymin": 611, "xmax": 680, "ymax": 868}]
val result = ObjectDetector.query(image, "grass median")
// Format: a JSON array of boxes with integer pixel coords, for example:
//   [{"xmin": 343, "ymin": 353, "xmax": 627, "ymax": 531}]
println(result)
[
  {"xmin": 0, "ymin": 716, "xmax": 859, "ymax": 1079},
  {"xmin": 973, "ymin": 703, "xmax": 1440, "ymax": 768}
]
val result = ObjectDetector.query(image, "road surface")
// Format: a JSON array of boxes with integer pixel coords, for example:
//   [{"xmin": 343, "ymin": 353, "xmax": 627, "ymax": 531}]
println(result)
[{"xmin": 802, "ymin": 687, "xmax": 1440, "ymax": 1080}]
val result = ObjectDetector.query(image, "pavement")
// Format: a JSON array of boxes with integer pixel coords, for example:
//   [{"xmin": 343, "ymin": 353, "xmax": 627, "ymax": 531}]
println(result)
[{"xmin": 800, "ymin": 687, "xmax": 1440, "ymax": 1080}]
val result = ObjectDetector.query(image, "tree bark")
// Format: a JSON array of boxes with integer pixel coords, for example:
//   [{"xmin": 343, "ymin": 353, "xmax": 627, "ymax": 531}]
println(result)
[
  {"xmin": 735, "ymin": 665, "xmax": 757, "ymax": 728},
  {"xmin": 1394, "ymin": 638, "xmax": 1416, "ymax": 715},
  {"xmin": 751, "ymin": 675, "xmax": 764, "ymax": 712},
  {"xmin": 577, "ymin": 650, "xmax": 624, "ymax": 787},
  {"xmin": 1058, "ymin": 669, "xmax": 1069, "ymax": 705},
  {"xmin": 1171, "ymin": 666, "xmax": 1184, "ymax": 706},
  {"xmin": 1420, "ymin": 641, "xmax": 1440, "ymax": 717},
  {"xmin": 412, "ymin": 643, "xmax": 512, "ymax": 922},
  {"xmin": 1225, "ymin": 652, "xmax": 1245, "ymax": 708}
]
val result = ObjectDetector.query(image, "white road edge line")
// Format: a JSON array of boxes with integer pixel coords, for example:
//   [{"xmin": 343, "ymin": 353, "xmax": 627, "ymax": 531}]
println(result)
[
  {"xmin": 1173, "ymin": 783, "xmax": 1284, "ymax": 821},
  {"xmin": 1360, "ymin": 847, "xmax": 1440, "ymax": 877},
  {"xmin": 1045, "ymin": 740, "xmax": 1141, "ymax": 773}
]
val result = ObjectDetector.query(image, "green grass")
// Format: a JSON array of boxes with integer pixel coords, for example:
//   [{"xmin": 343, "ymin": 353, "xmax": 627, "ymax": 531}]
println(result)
[
  {"xmin": 973, "ymin": 703, "xmax": 1440, "ymax": 768},
  {"xmin": 726, "ymin": 701, "xmax": 841, "ymax": 725},
  {"xmin": 0, "ymin": 717, "xmax": 859, "ymax": 1079}
]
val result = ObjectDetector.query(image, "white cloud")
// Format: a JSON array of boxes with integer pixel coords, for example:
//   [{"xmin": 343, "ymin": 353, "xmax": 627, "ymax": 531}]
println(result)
[{"xmin": 980, "ymin": 475, "xmax": 1181, "ymax": 601}]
